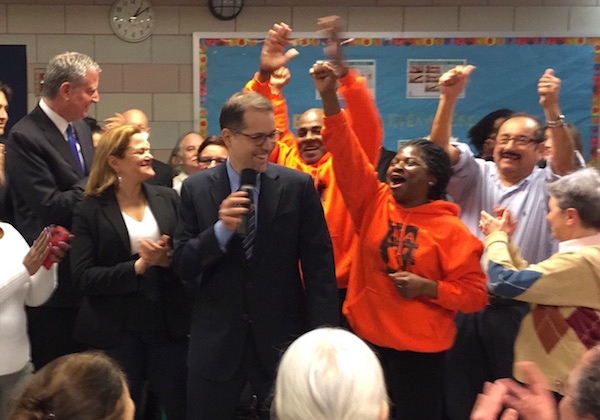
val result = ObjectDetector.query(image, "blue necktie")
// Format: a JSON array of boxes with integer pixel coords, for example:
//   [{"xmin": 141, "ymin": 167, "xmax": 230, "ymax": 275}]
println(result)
[
  {"xmin": 66, "ymin": 125, "xmax": 84, "ymax": 174},
  {"xmin": 242, "ymin": 201, "xmax": 256, "ymax": 260}
]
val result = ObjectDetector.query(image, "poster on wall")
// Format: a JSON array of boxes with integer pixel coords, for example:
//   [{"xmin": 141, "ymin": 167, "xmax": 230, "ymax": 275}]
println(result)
[
  {"xmin": 194, "ymin": 33, "xmax": 600, "ymax": 163},
  {"xmin": 406, "ymin": 59, "xmax": 467, "ymax": 98}
]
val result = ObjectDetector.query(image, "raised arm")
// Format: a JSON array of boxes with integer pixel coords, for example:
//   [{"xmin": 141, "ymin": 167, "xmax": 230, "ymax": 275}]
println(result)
[
  {"xmin": 430, "ymin": 65, "xmax": 475, "ymax": 165},
  {"xmin": 314, "ymin": 61, "xmax": 379, "ymax": 227},
  {"xmin": 538, "ymin": 69, "xmax": 576, "ymax": 176},
  {"xmin": 245, "ymin": 23, "xmax": 299, "ymax": 164},
  {"xmin": 257, "ymin": 22, "xmax": 299, "ymax": 83},
  {"xmin": 319, "ymin": 15, "xmax": 383, "ymax": 165}
]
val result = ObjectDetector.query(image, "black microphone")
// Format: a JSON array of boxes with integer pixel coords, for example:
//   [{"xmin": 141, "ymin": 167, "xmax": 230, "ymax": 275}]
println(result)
[{"xmin": 237, "ymin": 168, "xmax": 256, "ymax": 237}]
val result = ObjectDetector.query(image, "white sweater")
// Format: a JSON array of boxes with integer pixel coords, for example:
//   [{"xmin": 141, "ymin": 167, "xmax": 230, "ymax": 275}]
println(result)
[{"xmin": 0, "ymin": 223, "xmax": 57, "ymax": 375}]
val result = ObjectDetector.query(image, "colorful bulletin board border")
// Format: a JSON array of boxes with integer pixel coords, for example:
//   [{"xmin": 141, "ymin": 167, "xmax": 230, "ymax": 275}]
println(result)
[{"xmin": 194, "ymin": 34, "xmax": 600, "ymax": 163}]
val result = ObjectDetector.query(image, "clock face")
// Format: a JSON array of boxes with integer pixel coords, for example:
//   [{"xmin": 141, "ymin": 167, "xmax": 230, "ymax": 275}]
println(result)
[{"xmin": 110, "ymin": 0, "xmax": 155, "ymax": 43}]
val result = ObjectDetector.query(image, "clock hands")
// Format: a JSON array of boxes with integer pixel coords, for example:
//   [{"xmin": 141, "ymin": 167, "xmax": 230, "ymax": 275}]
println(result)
[{"xmin": 133, "ymin": 7, "xmax": 149, "ymax": 17}]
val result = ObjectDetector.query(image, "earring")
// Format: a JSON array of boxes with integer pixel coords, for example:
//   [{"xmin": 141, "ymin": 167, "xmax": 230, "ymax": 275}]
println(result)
[
  {"xmin": 428, "ymin": 181, "xmax": 434, "ymax": 186},
  {"xmin": 117, "ymin": 174, "xmax": 122, "ymax": 187}
]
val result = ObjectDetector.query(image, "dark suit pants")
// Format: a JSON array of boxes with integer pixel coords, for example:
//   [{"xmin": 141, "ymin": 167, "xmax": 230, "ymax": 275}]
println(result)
[
  {"xmin": 444, "ymin": 302, "xmax": 529, "ymax": 420},
  {"xmin": 27, "ymin": 306, "xmax": 85, "ymax": 370},
  {"xmin": 106, "ymin": 331, "xmax": 188, "ymax": 420},
  {"xmin": 187, "ymin": 333, "xmax": 273, "ymax": 420}
]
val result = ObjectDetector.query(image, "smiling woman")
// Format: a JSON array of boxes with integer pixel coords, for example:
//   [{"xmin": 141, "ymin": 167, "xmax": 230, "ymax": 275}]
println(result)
[
  {"xmin": 69, "ymin": 124, "xmax": 190, "ymax": 419},
  {"xmin": 314, "ymin": 59, "xmax": 488, "ymax": 420}
]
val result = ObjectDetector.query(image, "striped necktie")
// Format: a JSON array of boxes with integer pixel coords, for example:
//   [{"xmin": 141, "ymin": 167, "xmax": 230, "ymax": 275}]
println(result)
[{"xmin": 242, "ymin": 202, "xmax": 255, "ymax": 260}]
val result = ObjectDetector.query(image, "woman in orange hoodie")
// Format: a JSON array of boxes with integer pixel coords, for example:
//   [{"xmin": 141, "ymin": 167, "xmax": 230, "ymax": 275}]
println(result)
[{"xmin": 312, "ymin": 60, "xmax": 488, "ymax": 420}]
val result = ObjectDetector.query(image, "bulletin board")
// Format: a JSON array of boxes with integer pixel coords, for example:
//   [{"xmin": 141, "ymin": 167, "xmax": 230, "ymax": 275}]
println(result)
[{"xmin": 193, "ymin": 33, "xmax": 600, "ymax": 162}]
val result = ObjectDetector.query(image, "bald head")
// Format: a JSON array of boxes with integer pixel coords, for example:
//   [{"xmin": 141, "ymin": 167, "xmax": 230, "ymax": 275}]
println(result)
[
  {"xmin": 296, "ymin": 108, "xmax": 326, "ymax": 164},
  {"xmin": 122, "ymin": 109, "xmax": 149, "ymax": 133}
]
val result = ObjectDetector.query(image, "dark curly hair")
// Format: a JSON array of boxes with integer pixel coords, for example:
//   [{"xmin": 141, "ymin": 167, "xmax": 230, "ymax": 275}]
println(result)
[{"xmin": 400, "ymin": 139, "xmax": 452, "ymax": 201}]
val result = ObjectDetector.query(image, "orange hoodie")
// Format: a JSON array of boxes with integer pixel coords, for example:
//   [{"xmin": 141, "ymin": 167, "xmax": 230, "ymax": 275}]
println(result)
[
  {"xmin": 323, "ymin": 111, "xmax": 488, "ymax": 352},
  {"xmin": 244, "ymin": 70, "xmax": 383, "ymax": 289}
]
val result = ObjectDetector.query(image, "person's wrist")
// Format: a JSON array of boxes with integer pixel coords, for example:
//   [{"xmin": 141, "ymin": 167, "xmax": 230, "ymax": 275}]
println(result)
[
  {"xmin": 135, "ymin": 258, "xmax": 149, "ymax": 275},
  {"xmin": 258, "ymin": 69, "xmax": 272, "ymax": 83},
  {"xmin": 546, "ymin": 114, "xmax": 566, "ymax": 128}
]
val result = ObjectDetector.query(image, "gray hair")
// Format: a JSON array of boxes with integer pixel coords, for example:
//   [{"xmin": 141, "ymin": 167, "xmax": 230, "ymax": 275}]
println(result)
[
  {"xmin": 43, "ymin": 52, "xmax": 101, "ymax": 99},
  {"xmin": 219, "ymin": 91, "xmax": 273, "ymax": 133},
  {"xmin": 548, "ymin": 168, "xmax": 600, "ymax": 229},
  {"xmin": 272, "ymin": 328, "xmax": 388, "ymax": 420},
  {"xmin": 574, "ymin": 346, "xmax": 600, "ymax": 419}
]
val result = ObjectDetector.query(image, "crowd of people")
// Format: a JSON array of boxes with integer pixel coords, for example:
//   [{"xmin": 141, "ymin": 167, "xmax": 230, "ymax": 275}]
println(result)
[{"xmin": 0, "ymin": 15, "xmax": 598, "ymax": 420}]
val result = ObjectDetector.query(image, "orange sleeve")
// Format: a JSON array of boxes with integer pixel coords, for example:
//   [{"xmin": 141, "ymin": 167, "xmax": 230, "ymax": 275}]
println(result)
[
  {"xmin": 338, "ymin": 69, "xmax": 383, "ymax": 166},
  {"xmin": 322, "ymin": 110, "xmax": 380, "ymax": 229},
  {"xmin": 428, "ymin": 229, "xmax": 488, "ymax": 313},
  {"xmin": 243, "ymin": 72, "xmax": 272, "ymax": 98}
]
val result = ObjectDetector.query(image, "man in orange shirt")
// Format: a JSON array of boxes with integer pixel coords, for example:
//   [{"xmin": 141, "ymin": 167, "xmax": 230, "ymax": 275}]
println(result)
[{"xmin": 244, "ymin": 18, "xmax": 384, "ymax": 315}]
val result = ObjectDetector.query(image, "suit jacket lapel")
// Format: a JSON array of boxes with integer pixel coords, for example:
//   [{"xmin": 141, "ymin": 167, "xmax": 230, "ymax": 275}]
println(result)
[
  {"xmin": 209, "ymin": 165, "xmax": 231, "ymax": 213},
  {"xmin": 99, "ymin": 193, "xmax": 131, "ymax": 253},
  {"xmin": 255, "ymin": 165, "xmax": 282, "ymax": 256},
  {"xmin": 144, "ymin": 184, "xmax": 172, "ymax": 235},
  {"xmin": 31, "ymin": 106, "xmax": 84, "ymax": 177}
]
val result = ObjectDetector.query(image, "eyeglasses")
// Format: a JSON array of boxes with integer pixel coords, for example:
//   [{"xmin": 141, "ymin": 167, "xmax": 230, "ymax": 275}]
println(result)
[
  {"xmin": 198, "ymin": 157, "xmax": 227, "ymax": 166},
  {"xmin": 496, "ymin": 135, "xmax": 541, "ymax": 147},
  {"xmin": 235, "ymin": 129, "xmax": 281, "ymax": 145},
  {"xmin": 297, "ymin": 126, "xmax": 321, "ymax": 138}
]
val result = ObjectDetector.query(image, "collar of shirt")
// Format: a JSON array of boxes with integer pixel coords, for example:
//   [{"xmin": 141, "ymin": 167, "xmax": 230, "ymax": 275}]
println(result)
[
  {"xmin": 491, "ymin": 166, "xmax": 538, "ymax": 195},
  {"xmin": 39, "ymin": 99, "xmax": 70, "ymax": 140},
  {"xmin": 559, "ymin": 231, "xmax": 600, "ymax": 254},
  {"xmin": 225, "ymin": 159, "xmax": 261, "ymax": 203}
]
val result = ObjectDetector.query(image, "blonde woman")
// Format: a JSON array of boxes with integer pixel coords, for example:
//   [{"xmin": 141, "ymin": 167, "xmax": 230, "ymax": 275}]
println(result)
[{"xmin": 70, "ymin": 125, "xmax": 189, "ymax": 419}]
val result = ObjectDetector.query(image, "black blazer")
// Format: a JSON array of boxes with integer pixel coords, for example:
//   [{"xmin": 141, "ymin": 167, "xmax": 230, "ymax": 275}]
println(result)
[
  {"xmin": 70, "ymin": 184, "xmax": 190, "ymax": 349},
  {"xmin": 5, "ymin": 105, "xmax": 94, "ymax": 306},
  {"xmin": 173, "ymin": 163, "xmax": 339, "ymax": 381}
]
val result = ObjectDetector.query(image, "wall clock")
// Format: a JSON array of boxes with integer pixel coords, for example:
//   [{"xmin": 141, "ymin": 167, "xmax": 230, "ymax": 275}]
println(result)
[
  {"xmin": 110, "ymin": 0, "xmax": 155, "ymax": 43},
  {"xmin": 209, "ymin": 0, "xmax": 243, "ymax": 21}
]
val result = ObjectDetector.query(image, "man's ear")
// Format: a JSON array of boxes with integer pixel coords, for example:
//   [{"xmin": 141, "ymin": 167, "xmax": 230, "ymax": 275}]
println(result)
[
  {"xmin": 565, "ymin": 207, "xmax": 580, "ymax": 227},
  {"xmin": 222, "ymin": 128, "xmax": 234, "ymax": 148},
  {"xmin": 58, "ymin": 81, "xmax": 72, "ymax": 100}
]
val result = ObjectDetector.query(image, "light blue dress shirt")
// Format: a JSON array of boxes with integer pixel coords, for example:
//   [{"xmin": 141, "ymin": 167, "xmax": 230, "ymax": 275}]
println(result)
[{"xmin": 214, "ymin": 160, "xmax": 261, "ymax": 251}]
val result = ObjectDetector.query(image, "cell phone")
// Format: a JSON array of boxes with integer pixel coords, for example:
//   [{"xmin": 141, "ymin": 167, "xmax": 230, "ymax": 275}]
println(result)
[{"xmin": 43, "ymin": 226, "xmax": 71, "ymax": 269}]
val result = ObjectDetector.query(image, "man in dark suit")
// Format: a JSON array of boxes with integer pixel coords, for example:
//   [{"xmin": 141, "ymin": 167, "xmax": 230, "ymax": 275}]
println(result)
[
  {"xmin": 173, "ymin": 91, "xmax": 339, "ymax": 420},
  {"xmin": 5, "ymin": 51, "xmax": 99, "ymax": 369},
  {"xmin": 121, "ymin": 108, "xmax": 173, "ymax": 188}
]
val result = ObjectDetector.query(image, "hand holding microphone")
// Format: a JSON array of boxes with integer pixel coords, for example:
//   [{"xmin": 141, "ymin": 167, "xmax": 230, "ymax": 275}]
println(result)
[
  {"xmin": 217, "ymin": 168, "xmax": 257, "ymax": 233},
  {"xmin": 237, "ymin": 169, "xmax": 256, "ymax": 237}
]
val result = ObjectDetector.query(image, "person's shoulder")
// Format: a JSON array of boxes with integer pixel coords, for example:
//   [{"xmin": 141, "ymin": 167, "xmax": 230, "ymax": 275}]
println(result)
[
  {"xmin": 75, "ymin": 194, "xmax": 104, "ymax": 217},
  {"xmin": 187, "ymin": 166, "xmax": 223, "ymax": 185},
  {"xmin": 9, "ymin": 111, "xmax": 40, "ymax": 137},
  {"xmin": 268, "ymin": 163, "xmax": 312, "ymax": 182},
  {"xmin": 146, "ymin": 183, "xmax": 179, "ymax": 200}
]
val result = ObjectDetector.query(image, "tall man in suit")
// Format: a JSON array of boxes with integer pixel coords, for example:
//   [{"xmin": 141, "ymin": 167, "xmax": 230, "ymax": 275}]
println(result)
[
  {"xmin": 173, "ymin": 91, "xmax": 339, "ymax": 420},
  {"xmin": 5, "ymin": 51, "xmax": 100, "ymax": 369}
]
